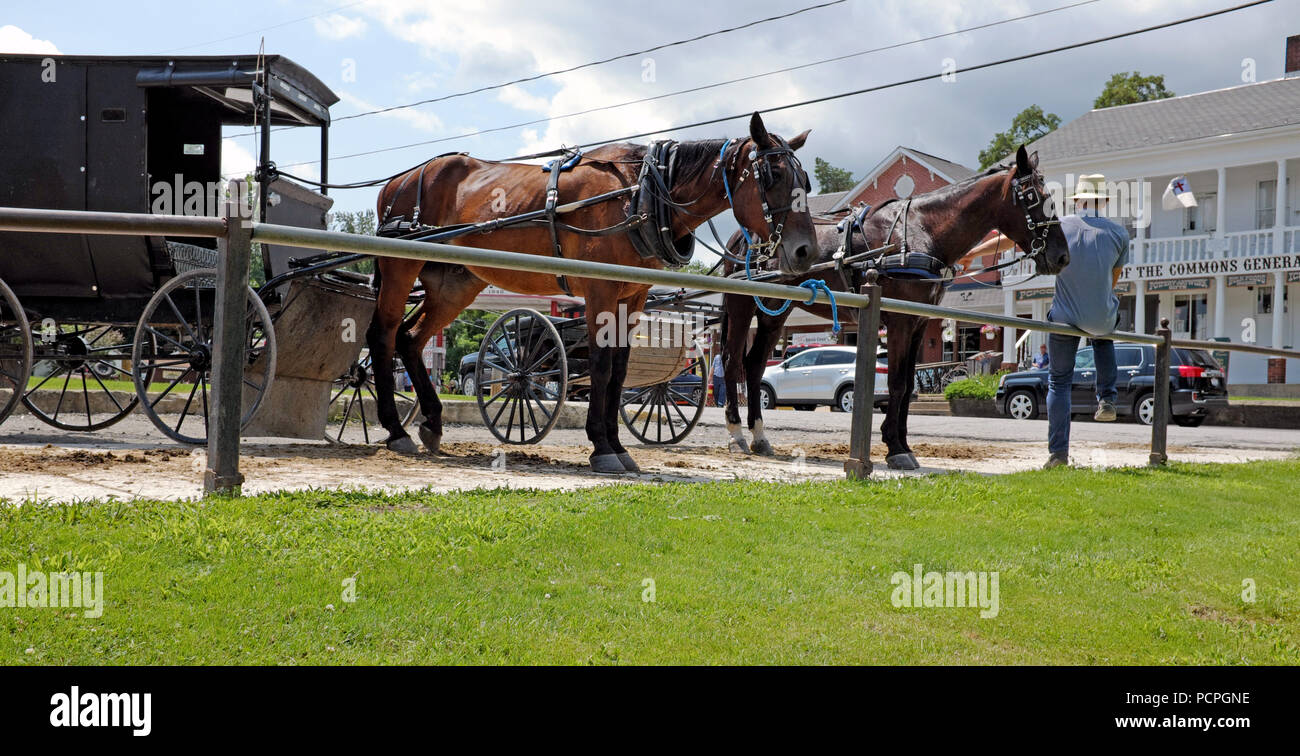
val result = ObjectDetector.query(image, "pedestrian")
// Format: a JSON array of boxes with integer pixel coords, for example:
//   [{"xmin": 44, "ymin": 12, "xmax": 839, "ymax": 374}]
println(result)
[{"xmin": 1044, "ymin": 174, "xmax": 1130, "ymax": 469}]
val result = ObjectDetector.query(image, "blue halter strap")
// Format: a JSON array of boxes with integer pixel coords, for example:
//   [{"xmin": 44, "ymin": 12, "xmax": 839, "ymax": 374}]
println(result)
[{"xmin": 719, "ymin": 138, "xmax": 840, "ymax": 332}]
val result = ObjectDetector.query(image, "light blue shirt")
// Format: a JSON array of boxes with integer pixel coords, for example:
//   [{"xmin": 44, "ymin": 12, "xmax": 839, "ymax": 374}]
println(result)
[{"xmin": 1049, "ymin": 210, "xmax": 1130, "ymax": 336}]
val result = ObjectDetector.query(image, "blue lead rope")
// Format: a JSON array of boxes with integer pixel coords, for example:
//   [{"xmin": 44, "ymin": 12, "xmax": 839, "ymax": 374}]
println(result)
[{"xmin": 720, "ymin": 139, "xmax": 841, "ymax": 334}]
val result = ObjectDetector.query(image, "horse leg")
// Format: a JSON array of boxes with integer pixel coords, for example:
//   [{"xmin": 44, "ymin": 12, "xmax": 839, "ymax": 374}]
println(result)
[
  {"xmin": 892, "ymin": 322, "xmax": 927, "ymax": 468},
  {"xmin": 882, "ymin": 314, "xmax": 920, "ymax": 470},
  {"xmin": 745, "ymin": 311, "xmax": 785, "ymax": 456},
  {"xmin": 584, "ymin": 285, "xmax": 626, "ymax": 473},
  {"xmin": 401, "ymin": 264, "xmax": 487, "ymax": 454},
  {"xmin": 368, "ymin": 260, "xmax": 424, "ymax": 453},
  {"xmin": 721, "ymin": 294, "xmax": 755, "ymax": 452},
  {"xmin": 601, "ymin": 290, "xmax": 646, "ymax": 473}
]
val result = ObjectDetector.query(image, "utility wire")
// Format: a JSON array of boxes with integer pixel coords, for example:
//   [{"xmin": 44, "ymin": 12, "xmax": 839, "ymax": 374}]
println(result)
[
  {"xmin": 280, "ymin": 0, "xmax": 1270, "ymax": 173},
  {"xmin": 277, "ymin": 0, "xmax": 1100, "ymax": 173},
  {"xmin": 335, "ymin": 0, "xmax": 847, "ymax": 122},
  {"xmin": 157, "ymin": 0, "xmax": 368, "ymax": 54}
]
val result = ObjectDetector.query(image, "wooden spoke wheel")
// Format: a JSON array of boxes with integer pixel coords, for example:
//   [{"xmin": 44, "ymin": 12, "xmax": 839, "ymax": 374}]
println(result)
[
  {"xmin": 619, "ymin": 351, "xmax": 707, "ymax": 445},
  {"xmin": 131, "ymin": 269, "xmax": 277, "ymax": 445},
  {"xmin": 474, "ymin": 308, "xmax": 568, "ymax": 445},
  {"xmin": 22, "ymin": 324, "xmax": 152, "ymax": 431},
  {"xmin": 0, "ymin": 278, "xmax": 32, "ymax": 428},
  {"xmin": 329, "ymin": 351, "xmax": 420, "ymax": 444}
]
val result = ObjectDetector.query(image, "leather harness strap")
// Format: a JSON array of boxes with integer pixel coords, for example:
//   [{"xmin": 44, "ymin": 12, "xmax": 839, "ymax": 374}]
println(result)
[{"xmin": 544, "ymin": 159, "xmax": 571, "ymax": 296}]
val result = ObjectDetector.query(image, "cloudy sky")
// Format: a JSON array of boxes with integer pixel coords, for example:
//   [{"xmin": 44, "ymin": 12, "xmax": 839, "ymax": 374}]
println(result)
[{"xmin": 2, "ymin": 0, "xmax": 1293, "ymax": 215}]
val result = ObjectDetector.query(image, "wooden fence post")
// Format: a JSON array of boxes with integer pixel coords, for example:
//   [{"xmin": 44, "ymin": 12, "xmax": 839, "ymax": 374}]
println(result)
[
  {"xmin": 1149, "ymin": 317, "xmax": 1171, "ymax": 467},
  {"xmin": 205, "ymin": 190, "xmax": 252, "ymax": 494},
  {"xmin": 845, "ymin": 271, "xmax": 881, "ymax": 480}
]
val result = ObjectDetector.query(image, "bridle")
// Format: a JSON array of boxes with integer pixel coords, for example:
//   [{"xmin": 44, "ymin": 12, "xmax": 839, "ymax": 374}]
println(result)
[
  {"xmin": 718, "ymin": 136, "xmax": 810, "ymax": 268},
  {"xmin": 1009, "ymin": 165, "xmax": 1060, "ymax": 271}
]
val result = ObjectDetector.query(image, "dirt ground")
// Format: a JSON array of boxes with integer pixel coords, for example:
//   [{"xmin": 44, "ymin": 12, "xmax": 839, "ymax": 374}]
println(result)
[{"xmin": 0, "ymin": 411, "xmax": 1292, "ymax": 502}]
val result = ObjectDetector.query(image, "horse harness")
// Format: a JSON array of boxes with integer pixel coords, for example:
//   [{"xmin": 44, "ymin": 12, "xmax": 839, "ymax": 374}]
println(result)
[{"xmin": 374, "ymin": 143, "xmax": 725, "ymax": 296}]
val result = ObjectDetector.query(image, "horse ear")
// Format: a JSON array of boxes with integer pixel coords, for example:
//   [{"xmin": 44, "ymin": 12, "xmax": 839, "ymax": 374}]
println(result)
[
  {"xmin": 787, "ymin": 129, "xmax": 811, "ymax": 151},
  {"xmin": 750, "ymin": 112, "xmax": 774, "ymax": 149},
  {"xmin": 1028, "ymin": 150, "xmax": 1040, "ymax": 170},
  {"xmin": 1015, "ymin": 144, "xmax": 1031, "ymax": 173}
]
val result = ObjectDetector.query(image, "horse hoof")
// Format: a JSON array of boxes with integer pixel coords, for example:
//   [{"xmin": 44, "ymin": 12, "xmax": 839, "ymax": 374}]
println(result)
[
  {"xmin": 418, "ymin": 425, "xmax": 442, "ymax": 455},
  {"xmin": 590, "ymin": 454, "xmax": 627, "ymax": 474},
  {"xmin": 616, "ymin": 452, "xmax": 641, "ymax": 474},
  {"xmin": 386, "ymin": 436, "xmax": 419, "ymax": 455},
  {"xmin": 730, "ymin": 438, "xmax": 751, "ymax": 454},
  {"xmin": 751, "ymin": 438, "xmax": 774, "ymax": 456},
  {"xmin": 886, "ymin": 452, "xmax": 920, "ymax": 471}
]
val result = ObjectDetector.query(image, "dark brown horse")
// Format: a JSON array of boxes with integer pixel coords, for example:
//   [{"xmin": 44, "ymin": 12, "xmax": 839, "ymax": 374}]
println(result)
[
  {"xmin": 720, "ymin": 145, "xmax": 1068, "ymax": 468},
  {"xmin": 368, "ymin": 113, "xmax": 817, "ymax": 472}
]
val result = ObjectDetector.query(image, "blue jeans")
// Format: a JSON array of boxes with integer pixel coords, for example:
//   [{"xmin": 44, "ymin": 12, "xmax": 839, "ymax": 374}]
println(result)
[
  {"xmin": 712, "ymin": 376, "xmax": 726, "ymax": 407},
  {"xmin": 1046, "ymin": 334, "xmax": 1117, "ymax": 456}
]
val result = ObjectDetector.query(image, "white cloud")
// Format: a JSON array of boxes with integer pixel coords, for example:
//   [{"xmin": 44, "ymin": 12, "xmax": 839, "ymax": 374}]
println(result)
[
  {"xmin": 347, "ymin": 0, "xmax": 1294, "ymax": 177},
  {"xmin": 0, "ymin": 25, "xmax": 59, "ymax": 54},
  {"xmin": 312, "ymin": 13, "xmax": 368, "ymax": 41},
  {"xmin": 337, "ymin": 91, "xmax": 444, "ymax": 133},
  {"xmin": 221, "ymin": 138, "xmax": 257, "ymax": 179},
  {"xmin": 497, "ymin": 84, "xmax": 552, "ymax": 114}
]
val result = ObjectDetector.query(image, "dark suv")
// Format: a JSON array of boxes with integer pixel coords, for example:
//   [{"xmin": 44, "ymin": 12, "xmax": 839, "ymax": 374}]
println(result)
[{"xmin": 994, "ymin": 342, "xmax": 1229, "ymax": 427}]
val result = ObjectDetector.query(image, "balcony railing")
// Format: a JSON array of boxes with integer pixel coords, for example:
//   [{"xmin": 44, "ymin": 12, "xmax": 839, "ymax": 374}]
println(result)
[{"xmin": 996, "ymin": 226, "xmax": 1299, "ymax": 286}]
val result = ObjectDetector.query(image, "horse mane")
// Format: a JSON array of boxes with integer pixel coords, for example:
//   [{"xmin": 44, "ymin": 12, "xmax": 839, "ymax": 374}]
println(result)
[{"xmin": 672, "ymin": 138, "xmax": 729, "ymax": 182}]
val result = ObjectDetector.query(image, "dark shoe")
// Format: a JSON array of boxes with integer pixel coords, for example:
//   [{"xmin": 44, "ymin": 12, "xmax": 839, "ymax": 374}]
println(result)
[
  {"xmin": 1094, "ymin": 401, "xmax": 1117, "ymax": 422},
  {"xmin": 1043, "ymin": 453, "xmax": 1069, "ymax": 470}
]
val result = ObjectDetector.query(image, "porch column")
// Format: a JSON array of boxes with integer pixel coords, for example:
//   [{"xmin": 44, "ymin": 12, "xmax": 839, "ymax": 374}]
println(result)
[
  {"xmin": 1272, "ymin": 270, "xmax": 1286, "ymax": 348},
  {"xmin": 1001, "ymin": 288, "xmax": 1017, "ymax": 371},
  {"xmin": 1134, "ymin": 176, "xmax": 1147, "ymax": 266},
  {"xmin": 1031, "ymin": 299, "xmax": 1046, "ymax": 349},
  {"xmin": 1215, "ymin": 167, "xmax": 1228, "ymax": 246},
  {"xmin": 1276, "ymin": 159, "xmax": 1288, "ymax": 255},
  {"xmin": 1214, "ymin": 274, "xmax": 1227, "ymax": 338},
  {"xmin": 1134, "ymin": 280, "xmax": 1146, "ymax": 334}
]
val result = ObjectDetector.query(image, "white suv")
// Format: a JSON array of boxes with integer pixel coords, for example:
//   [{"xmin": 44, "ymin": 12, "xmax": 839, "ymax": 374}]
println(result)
[{"xmin": 759, "ymin": 346, "xmax": 887, "ymax": 413}]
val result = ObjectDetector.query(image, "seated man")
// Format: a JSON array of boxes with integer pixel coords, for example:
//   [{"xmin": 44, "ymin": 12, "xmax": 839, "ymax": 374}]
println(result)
[
  {"xmin": 1044, "ymin": 174, "xmax": 1130, "ymax": 469},
  {"xmin": 1032, "ymin": 343, "xmax": 1049, "ymax": 369}
]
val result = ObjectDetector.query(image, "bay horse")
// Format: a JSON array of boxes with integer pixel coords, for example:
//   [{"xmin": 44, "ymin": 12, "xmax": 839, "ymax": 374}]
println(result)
[
  {"xmin": 368, "ymin": 113, "xmax": 818, "ymax": 473},
  {"xmin": 719, "ymin": 145, "xmax": 1069, "ymax": 469}
]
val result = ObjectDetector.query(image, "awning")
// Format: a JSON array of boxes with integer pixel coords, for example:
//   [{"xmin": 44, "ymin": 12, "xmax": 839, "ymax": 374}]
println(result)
[{"xmin": 939, "ymin": 285, "xmax": 1004, "ymax": 311}]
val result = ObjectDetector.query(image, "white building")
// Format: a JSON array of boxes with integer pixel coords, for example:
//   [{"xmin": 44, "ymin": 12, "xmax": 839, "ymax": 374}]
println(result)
[{"xmin": 1002, "ymin": 48, "xmax": 1300, "ymax": 386}]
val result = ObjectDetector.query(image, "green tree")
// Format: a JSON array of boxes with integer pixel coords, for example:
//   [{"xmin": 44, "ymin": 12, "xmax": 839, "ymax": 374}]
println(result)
[
  {"xmin": 813, "ymin": 157, "xmax": 856, "ymax": 194},
  {"xmin": 444, "ymin": 310, "xmax": 494, "ymax": 376},
  {"xmin": 1093, "ymin": 71, "xmax": 1174, "ymax": 109},
  {"xmin": 330, "ymin": 209, "xmax": 378, "ymax": 273},
  {"xmin": 978, "ymin": 105, "xmax": 1061, "ymax": 169}
]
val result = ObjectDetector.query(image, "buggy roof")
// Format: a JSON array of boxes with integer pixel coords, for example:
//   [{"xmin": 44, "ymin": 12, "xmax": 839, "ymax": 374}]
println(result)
[{"xmin": 0, "ymin": 53, "xmax": 338, "ymax": 126}]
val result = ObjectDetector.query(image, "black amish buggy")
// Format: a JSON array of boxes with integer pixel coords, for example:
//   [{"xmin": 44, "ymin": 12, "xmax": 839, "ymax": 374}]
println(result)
[{"xmin": 0, "ymin": 54, "xmax": 388, "ymax": 442}]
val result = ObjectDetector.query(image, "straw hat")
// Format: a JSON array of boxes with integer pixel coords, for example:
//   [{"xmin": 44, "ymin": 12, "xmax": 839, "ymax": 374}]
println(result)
[{"xmin": 1069, "ymin": 174, "xmax": 1108, "ymax": 200}]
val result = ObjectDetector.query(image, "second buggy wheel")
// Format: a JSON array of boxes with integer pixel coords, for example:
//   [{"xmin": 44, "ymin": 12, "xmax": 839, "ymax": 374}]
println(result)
[
  {"xmin": 474, "ymin": 308, "xmax": 567, "ymax": 444},
  {"xmin": 130, "ymin": 269, "xmax": 277, "ymax": 444},
  {"xmin": 619, "ymin": 351, "xmax": 707, "ymax": 445},
  {"xmin": 329, "ymin": 352, "xmax": 421, "ymax": 444},
  {"xmin": 0, "ymin": 278, "xmax": 33, "ymax": 427}
]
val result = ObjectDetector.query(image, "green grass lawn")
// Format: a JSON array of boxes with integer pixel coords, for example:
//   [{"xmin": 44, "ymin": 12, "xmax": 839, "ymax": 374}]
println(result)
[
  {"xmin": 1230, "ymin": 396, "xmax": 1300, "ymax": 403},
  {"xmin": 2, "ymin": 460, "xmax": 1298, "ymax": 665}
]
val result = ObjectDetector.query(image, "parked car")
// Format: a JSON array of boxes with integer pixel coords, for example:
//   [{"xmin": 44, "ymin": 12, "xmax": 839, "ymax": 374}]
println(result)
[
  {"xmin": 767, "ymin": 342, "xmax": 837, "ymax": 367},
  {"xmin": 994, "ymin": 342, "xmax": 1229, "ymax": 426},
  {"xmin": 758, "ymin": 346, "xmax": 889, "ymax": 413}
]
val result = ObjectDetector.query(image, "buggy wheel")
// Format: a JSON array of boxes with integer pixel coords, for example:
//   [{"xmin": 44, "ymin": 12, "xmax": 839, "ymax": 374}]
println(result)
[
  {"xmin": 22, "ymin": 324, "xmax": 151, "ymax": 431},
  {"xmin": 131, "ymin": 269, "xmax": 277, "ymax": 444},
  {"xmin": 475, "ymin": 308, "xmax": 567, "ymax": 445},
  {"xmin": 619, "ymin": 352, "xmax": 707, "ymax": 445},
  {"xmin": 0, "ymin": 278, "xmax": 33, "ymax": 427},
  {"xmin": 329, "ymin": 352, "xmax": 420, "ymax": 444}
]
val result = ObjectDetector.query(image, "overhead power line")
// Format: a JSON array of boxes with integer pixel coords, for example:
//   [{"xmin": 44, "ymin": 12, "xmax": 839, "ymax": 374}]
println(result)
[
  {"xmin": 277, "ymin": 0, "xmax": 1099, "ymax": 171},
  {"xmin": 280, "ymin": 0, "xmax": 1270, "ymax": 174},
  {"xmin": 157, "ymin": 0, "xmax": 368, "ymax": 54},
  {"xmin": 333, "ymin": 0, "xmax": 848, "ymax": 122}
]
